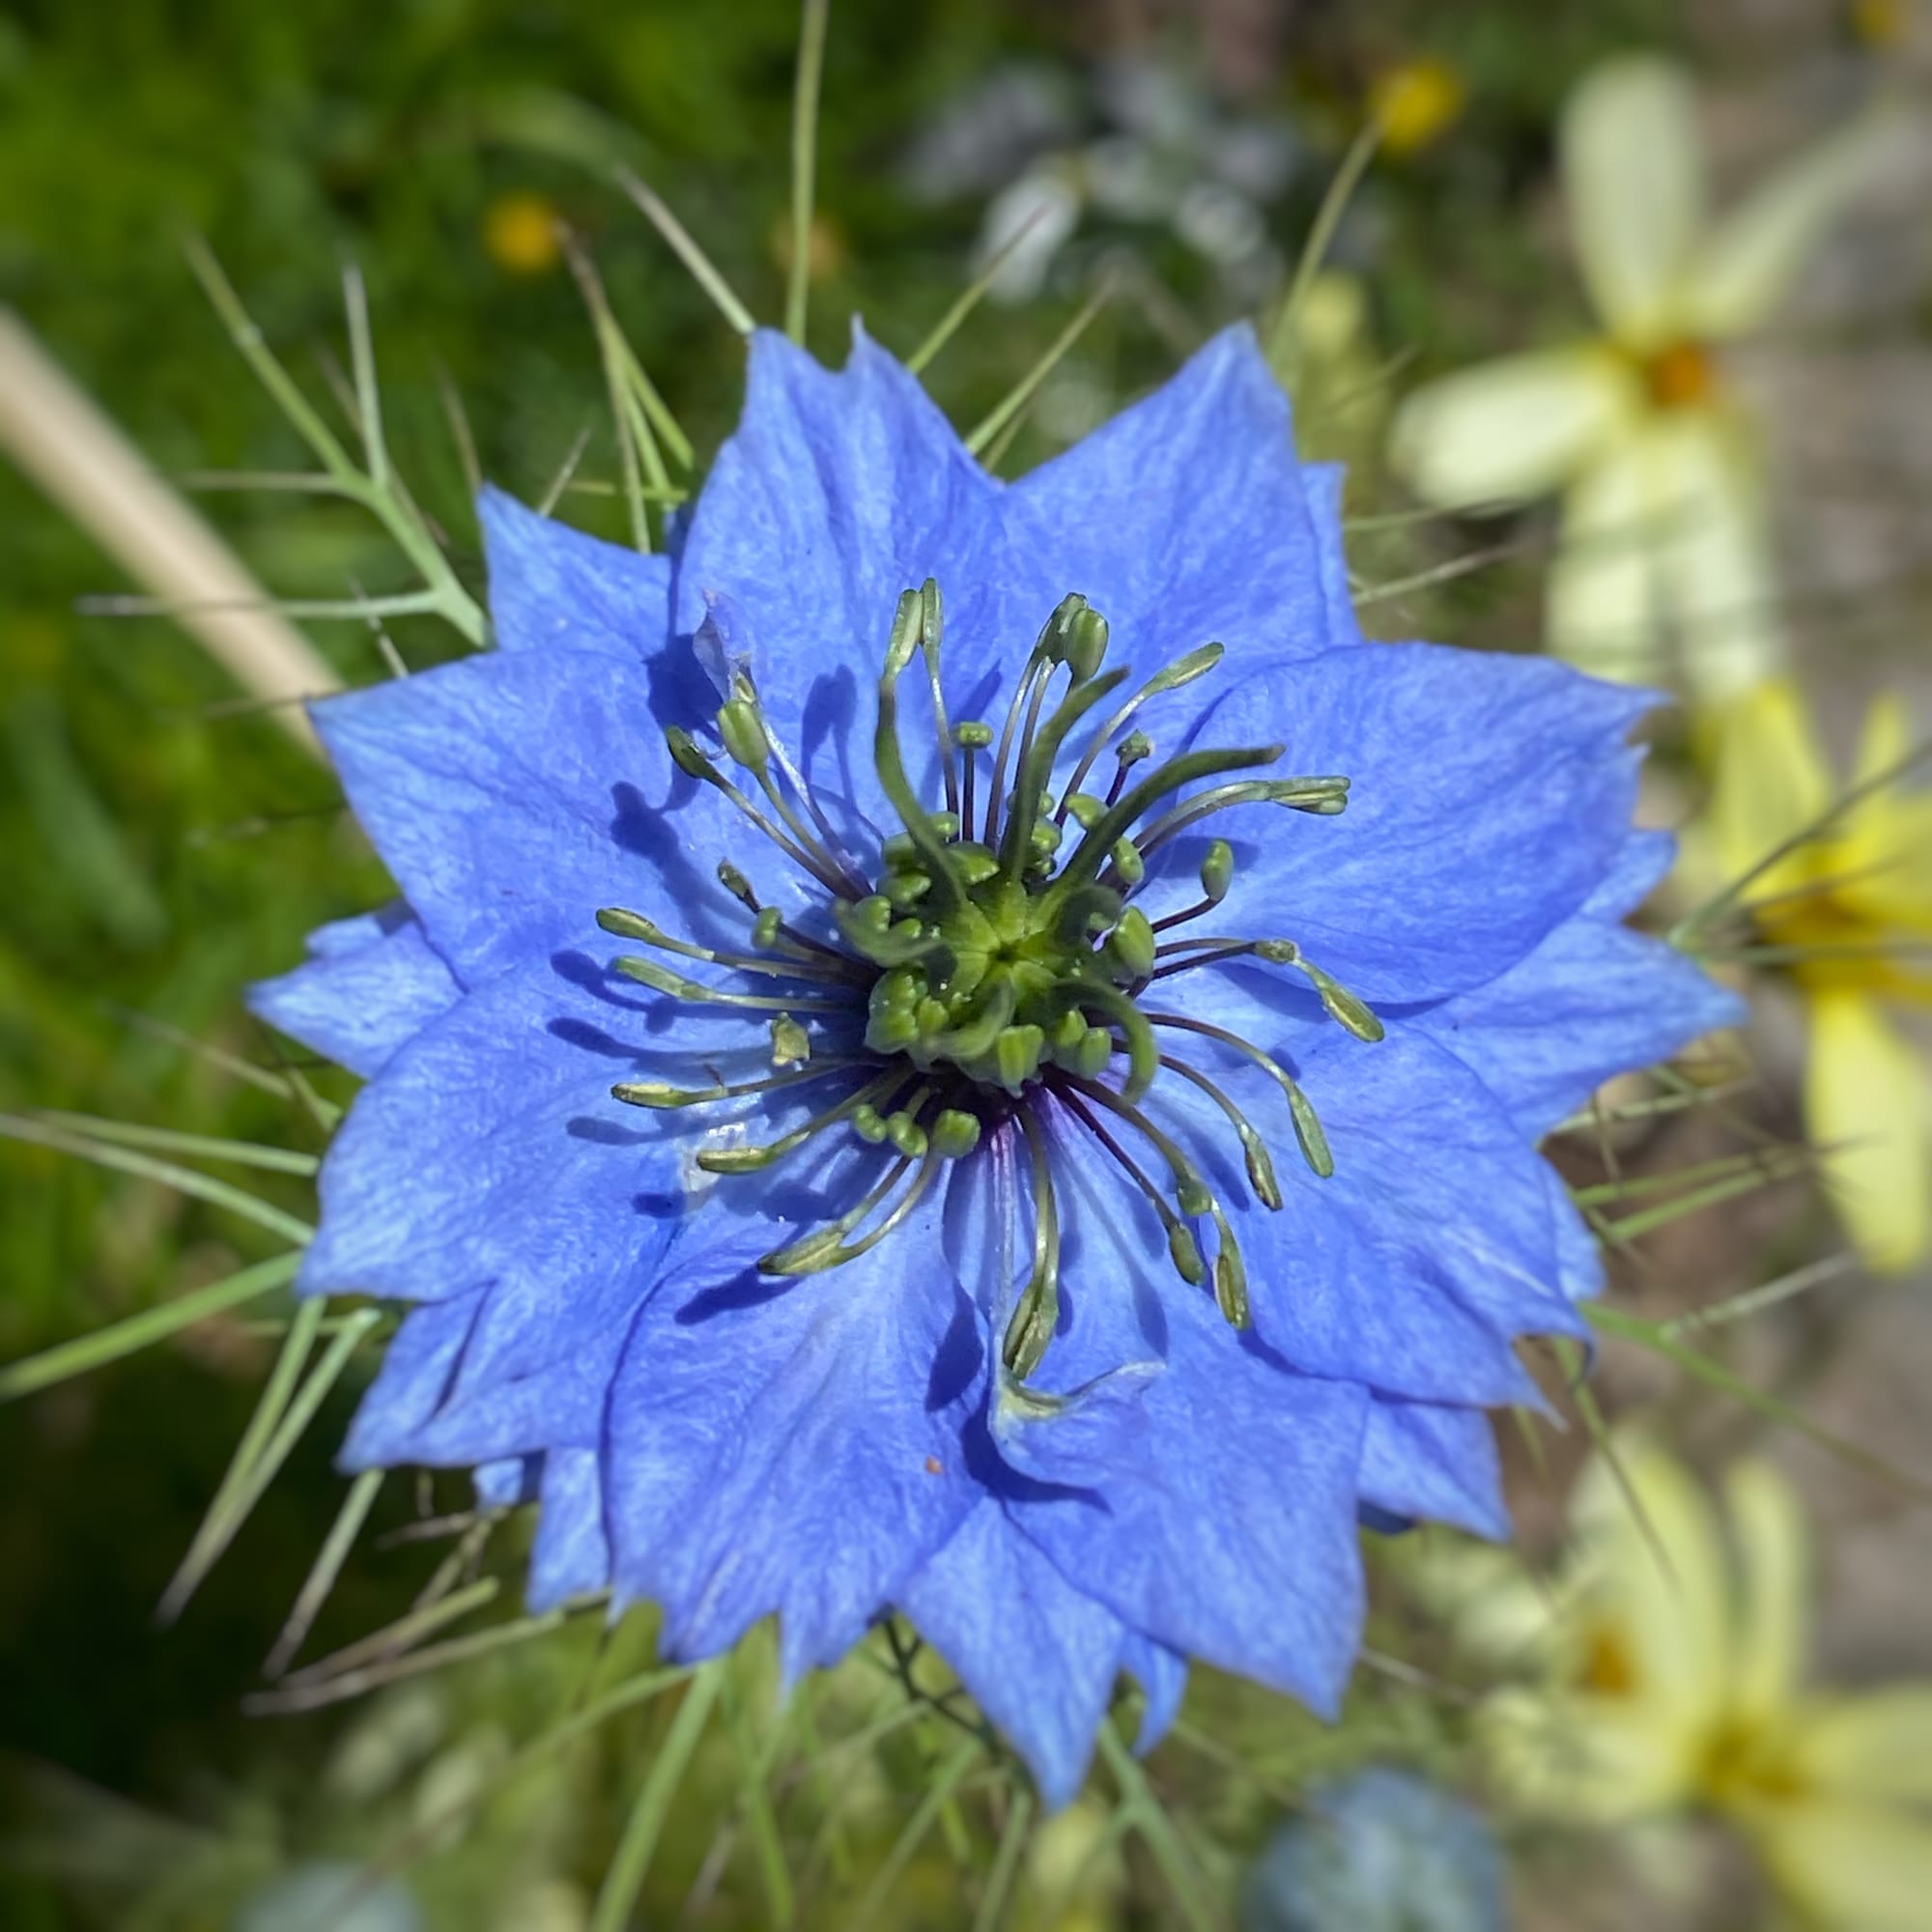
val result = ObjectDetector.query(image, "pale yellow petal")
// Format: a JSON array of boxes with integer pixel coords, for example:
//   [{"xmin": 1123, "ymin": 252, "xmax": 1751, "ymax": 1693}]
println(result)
[
  {"xmin": 1480, "ymin": 1687, "xmax": 1696, "ymax": 1822},
  {"xmin": 1723, "ymin": 1460, "xmax": 1808, "ymax": 1722},
  {"xmin": 1587, "ymin": 1442, "xmax": 1733, "ymax": 1730},
  {"xmin": 1389, "ymin": 347, "xmax": 1635, "ymax": 506},
  {"xmin": 1546, "ymin": 437, "xmax": 1666, "ymax": 683},
  {"xmin": 1752, "ymin": 1797, "xmax": 1932, "ymax": 1932},
  {"xmin": 1804, "ymin": 990, "xmax": 1932, "ymax": 1273},
  {"xmin": 1684, "ymin": 112, "xmax": 1905, "ymax": 338},
  {"xmin": 1561, "ymin": 57, "xmax": 1705, "ymax": 347},
  {"xmin": 1648, "ymin": 414, "xmax": 1790, "ymax": 701},
  {"xmin": 1705, "ymin": 677, "xmax": 1833, "ymax": 889},
  {"xmin": 1792, "ymin": 1689, "xmax": 1932, "ymax": 1804},
  {"xmin": 1837, "ymin": 695, "xmax": 1932, "ymax": 936}
]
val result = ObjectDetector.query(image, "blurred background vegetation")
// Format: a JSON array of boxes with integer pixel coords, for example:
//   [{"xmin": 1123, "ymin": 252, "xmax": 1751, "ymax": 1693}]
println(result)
[{"xmin": 2, "ymin": 1, "xmax": 1923, "ymax": 1926}]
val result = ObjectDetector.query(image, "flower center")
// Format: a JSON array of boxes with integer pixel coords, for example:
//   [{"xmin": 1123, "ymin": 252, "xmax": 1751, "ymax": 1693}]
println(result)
[
  {"xmin": 596, "ymin": 583, "xmax": 1378, "ymax": 1378},
  {"xmin": 1640, "ymin": 339, "xmax": 1718, "ymax": 412}
]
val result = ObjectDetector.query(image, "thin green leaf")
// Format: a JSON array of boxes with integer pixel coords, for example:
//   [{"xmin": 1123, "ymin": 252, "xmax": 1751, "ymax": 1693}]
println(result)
[
  {"xmin": 905, "ymin": 204, "xmax": 1053, "ymax": 376},
  {"xmin": 158, "ymin": 1305, "xmax": 377, "ymax": 1622},
  {"xmin": 0, "ymin": 1113, "xmax": 314, "ymax": 1244},
  {"xmin": 614, "ymin": 169, "xmax": 757, "ymax": 337},
  {"xmin": 964, "ymin": 273, "xmax": 1116, "ymax": 457},
  {"xmin": 590, "ymin": 1662, "xmax": 726, "ymax": 1932},
  {"xmin": 850, "ymin": 1736, "xmax": 981, "ymax": 1932},
  {"xmin": 265, "ymin": 1468, "xmax": 384, "ymax": 1677},
  {"xmin": 30, "ymin": 1112, "xmax": 318, "ymax": 1175},
  {"xmin": 786, "ymin": 0, "xmax": 831, "ymax": 345},
  {"xmin": 1264, "ymin": 109, "xmax": 1384, "ymax": 376},
  {"xmin": 1586, "ymin": 1304, "xmax": 1932, "ymax": 1501},
  {"xmin": 0, "ymin": 1251, "xmax": 298, "ymax": 1404},
  {"xmin": 1095, "ymin": 1723, "xmax": 1222, "ymax": 1932},
  {"xmin": 969, "ymin": 1784, "xmax": 1034, "ymax": 1932}
]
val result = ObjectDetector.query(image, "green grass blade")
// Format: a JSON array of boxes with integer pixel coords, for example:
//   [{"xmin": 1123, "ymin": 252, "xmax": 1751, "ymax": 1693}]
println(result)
[
  {"xmin": 1264, "ymin": 110, "xmax": 1384, "ymax": 378},
  {"xmin": 590, "ymin": 1661, "xmax": 725, "ymax": 1932},
  {"xmin": 851, "ymin": 1735, "xmax": 981, "ymax": 1932},
  {"xmin": 30, "ymin": 1112, "xmax": 318, "ymax": 1175},
  {"xmin": 964, "ymin": 272, "xmax": 1116, "ymax": 458},
  {"xmin": 157, "ymin": 1303, "xmax": 376, "ymax": 1622},
  {"xmin": 1586, "ymin": 1304, "xmax": 1932, "ymax": 1501},
  {"xmin": 786, "ymin": 0, "xmax": 831, "ymax": 345},
  {"xmin": 614, "ymin": 169, "xmax": 757, "ymax": 337},
  {"xmin": 1096, "ymin": 1722, "xmax": 1222, "ymax": 1932},
  {"xmin": 0, "ymin": 1251, "xmax": 298, "ymax": 1404},
  {"xmin": 264, "ymin": 1467, "xmax": 384, "ymax": 1678},
  {"xmin": 969, "ymin": 1784, "xmax": 1035, "ymax": 1932},
  {"xmin": 721, "ymin": 1661, "xmax": 795, "ymax": 1930},
  {"xmin": 0, "ymin": 1113, "xmax": 315, "ymax": 1244},
  {"xmin": 905, "ymin": 205, "xmax": 1054, "ymax": 376}
]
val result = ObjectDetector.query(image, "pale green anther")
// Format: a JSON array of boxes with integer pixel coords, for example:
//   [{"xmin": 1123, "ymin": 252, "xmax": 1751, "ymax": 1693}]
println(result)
[
  {"xmin": 1255, "ymin": 939, "xmax": 1300, "ymax": 964},
  {"xmin": 1200, "ymin": 839, "xmax": 1234, "ymax": 904},
  {"xmin": 1286, "ymin": 1081, "xmax": 1335, "ymax": 1179},
  {"xmin": 1106, "ymin": 906, "xmax": 1157, "ymax": 979},
  {"xmin": 866, "ymin": 1006, "xmax": 921, "ymax": 1053},
  {"xmin": 1029, "ymin": 819, "xmax": 1063, "ymax": 857},
  {"xmin": 883, "ymin": 585, "xmax": 923, "ymax": 679},
  {"xmin": 1168, "ymin": 1222, "xmax": 1206, "ymax": 1286},
  {"xmin": 1116, "ymin": 729, "xmax": 1152, "ymax": 768},
  {"xmin": 611, "ymin": 1079, "xmax": 687, "ymax": 1108},
  {"xmin": 916, "ymin": 996, "xmax": 950, "ymax": 1036},
  {"xmin": 1299, "ymin": 961, "xmax": 1385, "ymax": 1042},
  {"xmin": 850, "ymin": 895, "xmax": 895, "ymax": 937},
  {"xmin": 770, "ymin": 1013, "xmax": 810, "ymax": 1066},
  {"xmin": 666, "ymin": 726, "xmax": 717, "ymax": 781},
  {"xmin": 718, "ymin": 861, "xmax": 756, "ymax": 906},
  {"xmin": 1063, "ymin": 606, "xmax": 1109, "ymax": 682},
  {"xmin": 919, "ymin": 576, "xmax": 943, "ymax": 647},
  {"xmin": 1039, "ymin": 591, "xmax": 1093, "ymax": 666},
  {"xmin": 994, "ymin": 1023, "xmax": 1046, "ymax": 1093},
  {"xmin": 886, "ymin": 1112, "xmax": 928, "ymax": 1158},
  {"xmin": 852, "ymin": 1104, "xmax": 888, "ymax": 1143},
  {"xmin": 597, "ymin": 906, "xmax": 661, "ymax": 944},
  {"xmin": 1063, "ymin": 792, "xmax": 1104, "ymax": 830},
  {"xmin": 762, "ymin": 1225, "xmax": 848, "ymax": 1275},
  {"xmin": 717, "ymin": 697, "xmax": 770, "ymax": 772},
  {"xmin": 1003, "ymin": 1280, "xmax": 1056, "ymax": 1378},
  {"xmin": 1213, "ymin": 1242, "xmax": 1251, "ymax": 1328},
  {"xmin": 1240, "ymin": 1130, "xmax": 1282, "ymax": 1210},
  {"xmin": 953, "ymin": 720, "xmax": 994, "ymax": 751},
  {"xmin": 753, "ymin": 906, "xmax": 783, "ymax": 950},
  {"xmin": 930, "ymin": 1109, "xmax": 981, "ymax": 1159},
  {"xmin": 885, "ymin": 870, "xmax": 931, "ymax": 908},
  {"xmin": 1050, "ymin": 1010, "xmax": 1087, "ymax": 1052},
  {"xmin": 953, "ymin": 843, "xmax": 1001, "ymax": 886},
  {"xmin": 1146, "ymin": 640, "xmax": 1223, "ymax": 695},
  {"xmin": 698, "ymin": 1146, "xmax": 780, "ymax": 1175},
  {"xmin": 1111, "ymin": 837, "xmax": 1144, "ymax": 886}
]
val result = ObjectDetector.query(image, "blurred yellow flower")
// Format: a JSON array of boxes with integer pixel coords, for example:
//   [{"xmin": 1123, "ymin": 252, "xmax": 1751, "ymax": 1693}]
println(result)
[
  {"xmin": 1704, "ymin": 678, "xmax": 1932, "ymax": 1271},
  {"xmin": 1481, "ymin": 1442, "xmax": 1932, "ymax": 1929},
  {"xmin": 1373, "ymin": 59, "xmax": 1466, "ymax": 157},
  {"xmin": 1852, "ymin": 0, "xmax": 1911, "ymax": 50},
  {"xmin": 484, "ymin": 190, "xmax": 564, "ymax": 276},
  {"xmin": 1389, "ymin": 57, "xmax": 1893, "ymax": 700}
]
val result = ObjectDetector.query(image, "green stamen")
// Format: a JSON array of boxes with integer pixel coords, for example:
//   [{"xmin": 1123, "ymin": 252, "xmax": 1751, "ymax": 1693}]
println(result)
[{"xmin": 1003, "ymin": 1104, "xmax": 1063, "ymax": 1378}]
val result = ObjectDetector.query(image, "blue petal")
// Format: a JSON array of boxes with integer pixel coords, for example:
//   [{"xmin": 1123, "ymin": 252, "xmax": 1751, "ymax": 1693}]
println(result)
[
  {"xmin": 1120, "ymin": 1633, "xmax": 1188, "ymax": 1753},
  {"xmin": 1589, "ymin": 827, "xmax": 1676, "ymax": 919},
  {"xmin": 479, "ymin": 486, "xmax": 674, "ymax": 661},
  {"xmin": 673, "ymin": 327, "xmax": 1023, "ymax": 835},
  {"xmin": 1412, "ymin": 910, "xmax": 1743, "ymax": 1139},
  {"xmin": 1145, "ymin": 1020, "xmax": 1578, "ymax": 1405},
  {"xmin": 900, "ymin": 1499, "xmax": 1126, "ymax": 1810},
  {"xmin": 992, "ymin": 1122, "xmax": 1369, "ymax": 1714},
  {"xmin": 247, "ymin": 905, "xmax": 463, "ymax": 1079},
  {"xmin": 1007, "ymin": 327, "xmax": 1343, "ymax": 669},
  {"xmin": 1305, "ymin": 463, "xmax": 1363, "ymax": 652},
  {"xmin": 529, "ymin": 1448, "xmax": 612, "ymax": 1609},
  {"xmin": 1357, "ymin": 1400, "xmax": 1507, "ymax": 1540},
  {"xmin": 314, "ymin": 644, "xmax": 801, "ymax": 987},
  {"xmin": 604, "ymin": 1215, "xmax": 988, "ymax": 1687},
  {"xmin": 474, "ymin": 1456, "xmax": 537, "ymax": 1508},
  {"xmin": 301, "ymin": 957, "xmax": 688, "ymax": 1335},
  {"xmin": 1183, "ymin": 644, "xmax": 1654, "ymax": 1003}
]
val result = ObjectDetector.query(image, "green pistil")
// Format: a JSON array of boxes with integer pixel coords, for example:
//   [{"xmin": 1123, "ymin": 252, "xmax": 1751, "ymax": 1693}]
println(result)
[{"xmin": 598, "ymin": 580, "xmax": 1374, "ymax": 1376}]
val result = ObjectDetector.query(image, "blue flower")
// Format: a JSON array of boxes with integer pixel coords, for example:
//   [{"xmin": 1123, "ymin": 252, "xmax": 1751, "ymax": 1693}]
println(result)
[
  {"xmin": 251, "ymin": 324, "xmax": 1736, "ymax": 1808},
  {"xmin": 1240, "ymin": 1767, "xmax": 1506, "ymax": 1932}
]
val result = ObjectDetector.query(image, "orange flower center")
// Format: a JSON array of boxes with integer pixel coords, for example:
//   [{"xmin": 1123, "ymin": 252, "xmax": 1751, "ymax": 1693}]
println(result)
[{"xmin": 1641, "ymin": 340, "xmax": 1718, "ymax": 412}]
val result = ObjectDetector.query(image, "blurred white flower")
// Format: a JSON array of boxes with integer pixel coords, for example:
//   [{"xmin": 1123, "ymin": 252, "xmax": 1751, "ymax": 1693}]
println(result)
[{"xmin": 1390, "ymin": 57, "xmax": 1895, "ymax": 698}]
